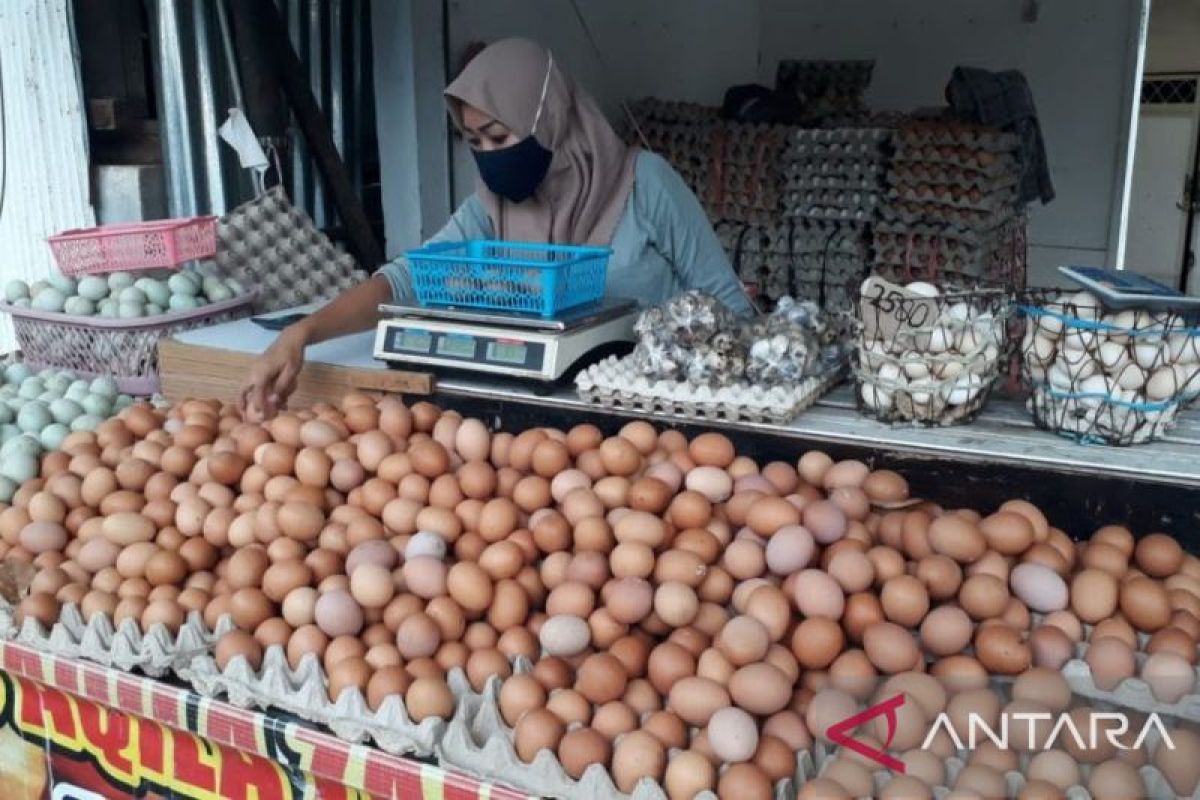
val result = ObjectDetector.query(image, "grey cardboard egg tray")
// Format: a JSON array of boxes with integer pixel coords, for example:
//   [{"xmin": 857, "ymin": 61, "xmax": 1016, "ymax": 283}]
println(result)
[
  {"xmin": 217, "ymin": 187, "xmax": 363, "ymax": 313},
  {"xmin": 715, "ymin": 220, "xmax": 868, "ymax": 256},
  {"xmin": 787, "ymin": 127, "xmax": 893, "ymax": 147},
  {"xmin": 785, "ymin": 189, "xmax": 880, "ymax": 213},
  {"xmin": 183, "ymin": 644, "xmax": 446, "ymax": 756},
  {"xmin": 784, "ymin": 175, "xmax": 885, "ymax": 193},
  {"xmin": 575, "ymin": 354, "xmax": 839, "ymax": 425},
  {"xmin": 784, "ymin": 141, "xmax": 889, "ymax": 162},
  {"xmin": 786, "ymin": 205, "xmax": 875, "ymax": 224},
  {"xmin": 628, "ymin": 99, "xmax": 719, "ymax": 123},
  {"xmin": 437, "ymin": 660, "xmax": 814, "ymax": 800},
  {"xmin": 783, "ymin": 159, "xmax": 887, "ymax": 180},
  {"xmin": 0, "ymin": 601, "xmax": 231, "ymax": 677}
]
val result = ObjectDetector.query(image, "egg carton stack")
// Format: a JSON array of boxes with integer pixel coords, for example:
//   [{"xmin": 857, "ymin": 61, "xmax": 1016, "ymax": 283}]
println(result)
[
  {"xmin": 853, "ymin": 277, "xmax": 1013, "ymax": 425},
  {"xmin": 0, "ymin": 602, "xmax": 229, "ymax": 678},
  {"xmin": 875, "ymin": 121, "xmax": 1026, "ymax": 287},
  {"xmin": 626, "ymin": 99, "xmax": 718, "ymax": 202},
  {"xmin": 1019, "ymin": 290, "xmax": 1200, "ymax": 445},
  {"xmin": 217, "ymin": 186, "xmax": 362, "ymax": 313},
  {"xmin": 714, "ymin": 220, "xmax": 868, "ymax": 310},
  {"xmin": 782, "ymin": 128, "xmax": 892, "ymax": 224},
  {"xmin": 627, "ymin": 98, "xmax": 788, "ymax": 225},
  {"xmin": 436, "ymin": 661, "xmax": 819, "ymax": 800},
  {"xmin": 577, "ymin": 293, "xmax": 848, "ymax": 425}
]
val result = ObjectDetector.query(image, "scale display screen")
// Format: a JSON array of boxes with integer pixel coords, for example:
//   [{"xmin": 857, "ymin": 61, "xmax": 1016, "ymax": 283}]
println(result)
[
  {"xmin": 437, "ymin": 334, "xmax": 477, "ymax": 358},
  {"xmin": 486, "ymin": 341, "xmax": 529, "ymax": 365},
  {"xmin": 393, "ymin": 329, "xmax": 433, "ymax": 353}
]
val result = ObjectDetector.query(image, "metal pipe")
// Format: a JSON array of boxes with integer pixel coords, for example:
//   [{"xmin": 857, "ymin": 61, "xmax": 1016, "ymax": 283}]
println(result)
[
  {"xmin": 147, "ymin": 0, "xmax": 199, "ymax": 217},
  {"xmin": 214, "ymin": 0, "xmax": 245, "ymax": 110},
  {"xmin": 308, "ymin": 0, "xmax": 327, "ymax": 226},
  {"xmin": 192, "ymin": 0, "xmax": 226, "ymax": 214}
]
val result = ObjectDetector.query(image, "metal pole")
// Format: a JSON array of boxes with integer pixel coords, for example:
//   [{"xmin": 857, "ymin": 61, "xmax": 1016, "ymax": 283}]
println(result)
[
  {"xmin": 192, "ymin": 0, "xmax": 226, "ymax": 214},
  {"xmin": 147, "ymin": 0, "xmax": 199, "ymax": 217}
]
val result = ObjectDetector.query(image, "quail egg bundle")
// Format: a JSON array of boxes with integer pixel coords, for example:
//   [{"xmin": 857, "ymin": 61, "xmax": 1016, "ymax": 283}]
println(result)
[
  {"xmin": 1021, "ymin": 290, "xmax": 1200, "ymax": 445},
  {"xmin": 3, "ymin": 262, "xmax": 244, "ymax": 319},
  {"xmin": 855, "ymin": 279, "xmax": 1010, "ymax": 425},
  {"xmin": 629, "ymin": 291, "xmax": 744, "ymax": 384},
  {"xmin": 217, "ymin": 186, "xmax": 361, "ymax": 313}
]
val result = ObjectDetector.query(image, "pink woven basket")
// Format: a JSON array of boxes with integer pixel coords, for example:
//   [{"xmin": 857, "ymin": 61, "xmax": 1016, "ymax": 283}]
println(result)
[
  {"xmin": 0, "ymin": 293, "xmax": 254, "ymax": 396},
  {"xmin": 47, "ymin": 216, "xmax": 218, "ymax": 276}
]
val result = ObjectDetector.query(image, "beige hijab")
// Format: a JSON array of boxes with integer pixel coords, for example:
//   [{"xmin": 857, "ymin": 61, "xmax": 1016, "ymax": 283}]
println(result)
[{"xmin": 445, "ymin": 38, "xmax": 638, "ymax": 247}]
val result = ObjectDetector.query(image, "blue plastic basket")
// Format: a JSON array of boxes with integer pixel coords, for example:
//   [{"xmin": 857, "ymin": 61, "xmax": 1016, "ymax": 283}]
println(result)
[{"xmin": 406, "ymin": 240, "xmax": 611, "ymax": 317}]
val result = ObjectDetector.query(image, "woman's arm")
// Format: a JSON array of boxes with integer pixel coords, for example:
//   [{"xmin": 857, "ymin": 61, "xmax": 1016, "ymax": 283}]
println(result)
[
  {"xmin": 240, "ymin": 197, "xmax": 493, "ymax": 421},
  {"xmin": 638, "ymin": 153, "xmax": 756, "ymax": 317}
]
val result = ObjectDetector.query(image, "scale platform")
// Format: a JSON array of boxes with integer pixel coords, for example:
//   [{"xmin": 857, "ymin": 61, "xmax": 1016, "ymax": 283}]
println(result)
[{"xmin": 373, "ymin": 298, "xmax": 639, "ymax": 382}]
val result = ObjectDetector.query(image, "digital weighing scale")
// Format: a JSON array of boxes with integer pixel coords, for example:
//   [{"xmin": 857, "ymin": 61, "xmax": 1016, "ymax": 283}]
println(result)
[{"xmin": 373, "ymin": 298, "xmax": 639, "ymax": 382}]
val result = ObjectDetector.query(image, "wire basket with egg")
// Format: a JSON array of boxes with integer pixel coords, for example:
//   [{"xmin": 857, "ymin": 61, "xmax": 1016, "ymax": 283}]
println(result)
[
  {"xmin": 1018, "ymin": 290, "xmax": 1200, "ymax": 446},
  {"xmin": 852, "ymin": 276, "xmax": 1014, "ymax": 425}
]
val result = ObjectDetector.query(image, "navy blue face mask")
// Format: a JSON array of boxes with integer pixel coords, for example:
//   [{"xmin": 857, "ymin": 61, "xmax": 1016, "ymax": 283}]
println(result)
[
  {"xmin": 470, "ymin": 52, "xmax": 555, "ymax": 203},
  {"xmin": 472, "ymin": 135, "xmax": 553, "ymax": 203}
]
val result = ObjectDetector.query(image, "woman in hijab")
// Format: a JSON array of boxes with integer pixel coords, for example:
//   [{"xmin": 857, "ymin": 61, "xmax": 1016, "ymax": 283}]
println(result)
[{"xmin": 242, "ymin": 37, "xmax": 752, "ymax": 420}]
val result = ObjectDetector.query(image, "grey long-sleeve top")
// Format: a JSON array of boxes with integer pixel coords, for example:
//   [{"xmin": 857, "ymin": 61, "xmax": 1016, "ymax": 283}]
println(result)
[{"xmin": 377, "ymin": 150, "xmax": 754, "ymax": 317}]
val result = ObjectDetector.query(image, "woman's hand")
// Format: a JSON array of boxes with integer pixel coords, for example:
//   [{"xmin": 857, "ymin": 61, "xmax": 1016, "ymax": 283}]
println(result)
[{"xmin": 240, "ymin": 323, "xmax": 309, "ymax": 422}]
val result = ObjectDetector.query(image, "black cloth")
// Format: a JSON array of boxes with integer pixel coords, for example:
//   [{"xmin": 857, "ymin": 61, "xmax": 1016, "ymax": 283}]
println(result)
[{"xmin": 945, "ymin": 66, "xmax": 1055, "ymax": 205}]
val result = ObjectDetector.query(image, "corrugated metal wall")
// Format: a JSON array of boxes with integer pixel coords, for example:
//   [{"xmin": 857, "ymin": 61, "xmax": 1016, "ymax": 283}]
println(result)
[
  {"xmin": 149, "ymin": 0, "xmax": 375, "ymax": 227},
  {"xmin": 0, "ymin": 0, "xmax": 95, "ymax": 353}
]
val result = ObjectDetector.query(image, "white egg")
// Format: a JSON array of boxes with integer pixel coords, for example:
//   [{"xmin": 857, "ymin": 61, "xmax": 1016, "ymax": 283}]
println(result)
[
  {"xmin": 901, "ymin": 352, "xmax": 930, "ymax": 380},
  {"xmin": 1066, "ymin": 291, "xmax": 1101, "ymax": 321},
  {"xmin": 1047, "ymin": 364, "xmax": 1074, "ymax": 391},
  {"xmin": 928, "ymin": 325, "xmax": 955, "ymax": 354},
  {"xmin": 1035, "ymin": 310, "xmax": 1064, "ymax": 337},
  {"xmin": 1145, "ymin": 366, "xmax": 1180, "ymax": 401},
  {"xmin": 4, "ymin": 281, "xmax": 29, "ymax": 303},
  {"xmin": 1097, "ymin": 341, "xmax": 1128, "ymax": 371},
  {"xmin": 107, "ymin": 272, "xmax": 135, "ymax": 291},
  {"xmin": 905, "ymin": 281, "xmax": 940, "ymax": 297},
  {"xmin": 1058, "ymin": 349, "xmax": 1098, "ymax": 381},
  {"xmin": 861, "ymin": 382, "xmax": 893, "ymax": 412},
  {"xmin": 1133, "ymin": 341, "xmax": 1164, "ymax": 370},
  {"xmin": 936, "ymin": 359, "xmax": 965, "ymax": 380},
  {"xmin": 1028, "ymin": 334, "xmax": 1056, "ymax": 364},
  {"xmin": 1114, "ymin": 363, "xmax": 1147, "ymax": 391},
  {"xmin": 76, "ymin": 276, "xmax": 109, "ymax": 301},
  {"xmin": 943, "ymin": 373, "xmax": 984, "ymax": 405}
]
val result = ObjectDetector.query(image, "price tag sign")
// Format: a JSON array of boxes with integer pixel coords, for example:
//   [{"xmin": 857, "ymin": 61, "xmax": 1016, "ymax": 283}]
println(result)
[{"xmin": 859, "ymin": 276, "xmax": 939, "ymax": 342}]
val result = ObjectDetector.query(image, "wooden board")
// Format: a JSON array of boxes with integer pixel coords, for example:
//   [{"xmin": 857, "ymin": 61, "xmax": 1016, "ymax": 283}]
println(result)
[{"xmin": 157, "ymin": 338, "xmax": 433, "ymax": 407}]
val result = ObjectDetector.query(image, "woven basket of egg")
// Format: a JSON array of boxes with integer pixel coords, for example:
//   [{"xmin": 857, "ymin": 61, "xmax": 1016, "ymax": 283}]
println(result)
[
  {"xmin": 853, "ymin": 276, "xmax": 1013, "ymax": 425},
  {"xmin": 1019, "ymin": 289, "xmax": 1200, "ymax": 445}
]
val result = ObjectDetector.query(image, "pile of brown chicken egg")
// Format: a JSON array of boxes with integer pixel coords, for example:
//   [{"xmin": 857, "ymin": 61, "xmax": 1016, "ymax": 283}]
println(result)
[{"xmin": 3, "ymin": 394, "xmax": 1198, "ymax": 799}]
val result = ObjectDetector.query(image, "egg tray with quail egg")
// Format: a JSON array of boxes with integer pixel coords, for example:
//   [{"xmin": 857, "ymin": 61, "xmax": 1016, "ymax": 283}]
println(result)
[
  {"xmin": 1020, "ymin": 290, "xmax": 1200, "ymax": 446},
  {"xmin": 854, "ymin": 280, "xmax": 1011, "ymax": 425}
]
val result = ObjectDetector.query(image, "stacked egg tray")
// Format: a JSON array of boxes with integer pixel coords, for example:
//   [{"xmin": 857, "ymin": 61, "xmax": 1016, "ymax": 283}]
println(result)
[
  {"xmin": 853, "ymin": 280, "xmax": 1014, "ymax": 426},
  {"xmin": 872, "ymin": 216, "xmax": 1028, "ymax": 288},
  {"xmin": 217, "ymin": 186, "xmax": 362, "ymax": 314},
  {"xmin": 575, "ymin": 354, "xmax": 841, "ymax": 426},
  {"xmin": 782, "ymin": 128, "xmax": 892, "ymax": 224},
  {"xmin": 1019, "ymin": 290, "xmax": 1200, "ymax": 446},
  {"xmin": 626, "ymin": 99, "xmax": 789, "ymax": 225},
  {"xmin": 0, "ymin": 601, "xmax": 229, "ymax": 677},
  {"xmin": 715, "ymin": 219, "xmax": 869, "ymax": 310}
]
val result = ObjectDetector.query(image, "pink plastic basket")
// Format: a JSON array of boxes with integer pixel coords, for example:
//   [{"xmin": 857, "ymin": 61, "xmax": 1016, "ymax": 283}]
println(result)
[
  {"xmin": 0, "ymin": 293, "xmax": 254, "ymax": 395},
  {"xmin": 47, "ymin": 216, "xmax": 218, "ymax": 276}
]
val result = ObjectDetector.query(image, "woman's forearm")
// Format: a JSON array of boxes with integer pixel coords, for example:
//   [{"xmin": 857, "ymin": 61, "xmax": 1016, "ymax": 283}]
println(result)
[{"xmin": 292, "ymin": 275, "xmax": 394, "ymax": 346}]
